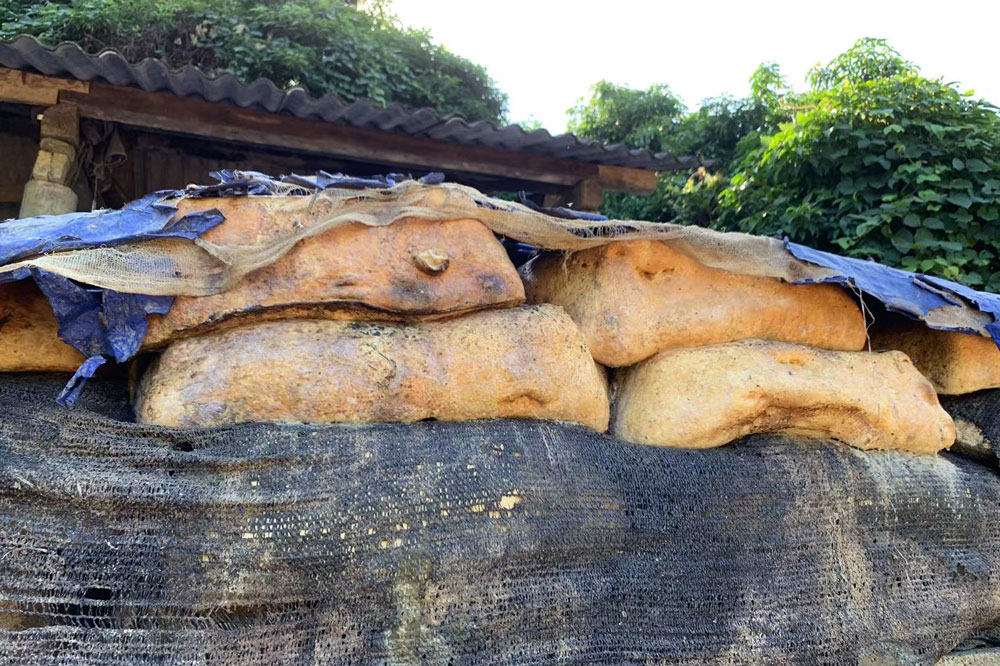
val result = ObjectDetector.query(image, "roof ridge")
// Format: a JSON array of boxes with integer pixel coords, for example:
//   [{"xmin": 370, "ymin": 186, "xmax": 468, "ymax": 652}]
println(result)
[{"xmin": 0, "ymin": 35, "xmax": 703, "ymax": 171}]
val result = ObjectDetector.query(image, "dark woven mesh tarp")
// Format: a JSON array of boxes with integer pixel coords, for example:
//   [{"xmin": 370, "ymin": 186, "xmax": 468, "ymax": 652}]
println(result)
[
  {"xmin": 0, "ymin": 374, "xmax": 999, "ymax": 665},
  {"xmin": 941, "ymin": 390, "xmax": 1000, "ymax": 464}
]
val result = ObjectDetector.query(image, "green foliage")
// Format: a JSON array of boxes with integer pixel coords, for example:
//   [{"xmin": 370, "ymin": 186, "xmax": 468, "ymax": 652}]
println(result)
[
  {"xmin": 0, "ymin": 0, "xmax": 38, "ymax": 24},
  {"xmin": 717, "ymin": 74, "xmax": 1000, "ymax": 289},
  {"xmin": 750, "ymin": 62, "xmax": 790, "ymax": 107},
  {"xmin": 514, "ymin": 117, "xmax": 544, "ymax": 132},
  {"xmin": 574, "ymin": 38, "xmax": 1000, "ymax": 289},
  {"xmin": 671, "ymin": 95, "xmax": 768, "ymax": 164},
  {"xmin": 568, "ymin": 81, "xmax": 686, "ymax": 153},
  {"xmin": 602, "ymin": 168, "xmax": 725, "ymax": 226},
  {"xmin": 580, "ymin": 64, "xmax": 786, "ymax": 224},
  {"xmin": 807, "ymin": 37, "xmax": 918, "ymax": 90},
  {"xmin": 0, "ymin": 0, "xmax": 507, "ymax": 123}
]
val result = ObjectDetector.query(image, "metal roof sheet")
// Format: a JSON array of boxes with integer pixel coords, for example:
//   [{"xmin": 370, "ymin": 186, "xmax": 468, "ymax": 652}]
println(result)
[{"xmin": 0, "ymin": 35, "xmax": 703, "ymax": 171}]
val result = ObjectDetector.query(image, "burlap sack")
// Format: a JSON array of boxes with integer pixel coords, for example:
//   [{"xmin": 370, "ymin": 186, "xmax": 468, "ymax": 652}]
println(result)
[{"xmin": 0, "ymin": 281, "xmax": 83, "ymax": 372}]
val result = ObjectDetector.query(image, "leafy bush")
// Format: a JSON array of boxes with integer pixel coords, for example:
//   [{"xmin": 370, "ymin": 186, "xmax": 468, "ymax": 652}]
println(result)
[
  {"xmin": 807, "ymin": 38, "xmax": 918, "ymax": 90},
  {"xmin": 572, "ymin": 38, "xmax": 1000, "ymax": 289},
  {"xmin": 567, "ymin": 81, "xmax": 687, "ymax": 153},
  {"xmin": 568, "ymin": 70, "xmax": 783, "ymax": 162},
  {"xmin": 718, "ymin": 69, "xmax": 1000, "ymax": 289},
  {"xmin": 0, "ymin": 0, "xmax": 507, "ymax": 123},
  {"xmin": 570, "ymin": 66, "xmax": 785, "ymax": 223},
  {"xmin": 602, "ymin": 168, "xmax": 725, "ymax": 227}
]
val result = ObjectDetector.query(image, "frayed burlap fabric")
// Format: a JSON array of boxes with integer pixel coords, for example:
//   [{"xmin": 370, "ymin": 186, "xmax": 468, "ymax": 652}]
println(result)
[
  {"xmin": 0, "ymin": 374, "xmax": 998, "ymax": 665},
  {"xmin": 3, "ymin": 180, "xmax": 995, "ymax": 341}
]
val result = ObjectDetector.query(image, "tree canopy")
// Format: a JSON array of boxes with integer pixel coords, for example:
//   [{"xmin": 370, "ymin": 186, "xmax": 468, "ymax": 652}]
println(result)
[
  {"xmin": 0, "ymin": 0, "xmax": 508, "ymax": 123},
  {"xmin": 570, "ymin": 38, "xmax": 1000, "ymax": 289}
]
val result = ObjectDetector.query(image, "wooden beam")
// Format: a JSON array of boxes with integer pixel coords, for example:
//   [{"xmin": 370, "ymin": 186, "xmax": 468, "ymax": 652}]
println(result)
[
  {"xmin": 53, "ymin": 80, "xmax": 665, "ymax": 194},
  {"xmin": 39, "ymin": 103, "xmax": 80, "ymax": 148},
  {"xmin": 571, "ymin": 178, "xmax": 605, "ymax": 212},
  {"xmin": 0, "ymin": 67, "xmax": 663, "ymax": 195},
  {"xmin": 598, "ymin": 164, "xmax": 659, "ymax": 195},
  {"xmin": 60, "ymin": 82, "xmax": 602, "ymax": 188},
  {"xmin": 542, "ymin": 192, "xmax": 568, "ymax": 208},
  {"xmin": 0, "ymin": 69, "xmax": 88, "ymax": 106}
]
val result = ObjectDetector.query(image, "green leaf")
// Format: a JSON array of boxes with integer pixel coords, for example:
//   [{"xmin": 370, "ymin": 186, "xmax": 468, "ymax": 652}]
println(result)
[
  {"xmin": 948, "ymin": 193, "xmax": 973, "ymax": 208},
  {"xmin": 855, "ymin": 218, "xmax": 882, "ymax": 236},
  {"xmin": 891, "ymin": 228, "xmax": 914, "ymax": 253},
  {"xmin": 964, "ymin": 271, "xmax": 984, "ymax": 286},
  {"xmin": 902, "ymin": 213, "xmax": 921, "ymax": 227},
  {"xmin": 952, "ymin": 158, "xmax": 965, "ymax": 170},
  {"xmin": 965, "ymin": 158, "xmax": 990, "ymax": 172},
  {"xmin": 922, "ymin": 217, "xmax": 945, "ymax": 229}
]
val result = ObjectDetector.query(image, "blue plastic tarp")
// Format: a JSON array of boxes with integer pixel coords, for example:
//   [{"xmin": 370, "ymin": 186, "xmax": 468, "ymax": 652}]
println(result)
[
  {"xmin": 0, "ymin": 170, "xmax": 444, "ymax": 406},
  {"xmin": 786, "ymin": 241, "xmax": 1000, "ymax": 347},
  {"xmin": 0, "ymin": 192, "xmax": 220, "ymax": 265},
  {"xmin": 186, "ymin": 170, "xmax": 446, "ymax": 198},
  {"xmin": 0, "ymin": 197, "xmax": 223, "ymax": 405}
]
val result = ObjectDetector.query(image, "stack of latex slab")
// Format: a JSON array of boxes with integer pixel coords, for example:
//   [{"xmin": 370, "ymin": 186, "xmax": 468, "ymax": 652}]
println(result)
[
  {"xmin": 868, "ymin": 314, "xmax": 1000, "ymax": 460},
  {"xmin": 0, "ymin": 280, "xmax": 85, "ymax": 372},
  {"xmin": 520, "ymin": 240, "xmax": 956, "ymax": 455},
  {"xmin": 123, "ymin": 194, "xmax": 609, "ymax": 430}
]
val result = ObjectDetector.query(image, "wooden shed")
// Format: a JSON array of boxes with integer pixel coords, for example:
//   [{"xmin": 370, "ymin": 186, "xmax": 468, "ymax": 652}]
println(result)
[{"xmin": 0, "ymin": 35, "xmax": 702, "ymax": 219}]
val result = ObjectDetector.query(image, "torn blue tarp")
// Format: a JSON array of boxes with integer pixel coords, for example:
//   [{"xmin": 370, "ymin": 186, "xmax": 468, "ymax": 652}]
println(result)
[
  {"xmin": 786, "ymin": 241, "xmax": 1000, "ymax": 347},
  {"xmin": 0, "ymin": 170, "xmax": 448, "ymax": 406},
  {"xmin": 0, "ymin": 192, "xmax": 221, "ymax": 265},
  {"xmin": 0, "ymin": 196, "xmax": 222, "ymax": 405},
  {"xmin": 52, "ymin": 289, "xmax": 174, "ymax": 407},
  {"xmin": 32, "ymin": 270, "xmax": 173, "ymax": 363},
  {"xmin": 919, "ymin": 276, "xmax": 1000, "ymax": 343}
]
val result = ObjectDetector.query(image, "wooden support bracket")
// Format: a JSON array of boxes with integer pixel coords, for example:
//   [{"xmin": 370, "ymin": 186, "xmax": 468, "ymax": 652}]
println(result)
[
  {"xmin": 571, "ymin": 178, "xmax": 605, "ymax": 212},
  {"xmin": 0, "ymin": 69, "xmax": 88, "ymax": 106}
]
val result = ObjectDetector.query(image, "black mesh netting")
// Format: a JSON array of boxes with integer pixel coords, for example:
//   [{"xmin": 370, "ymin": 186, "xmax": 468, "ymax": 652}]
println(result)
[
  {"xmin": 941, "ymin": 390, "xmax": 1000, "ymax": 464},
  {"xmin": 0, "ymin": 374, "xmax": 998, "ymax": 665}
]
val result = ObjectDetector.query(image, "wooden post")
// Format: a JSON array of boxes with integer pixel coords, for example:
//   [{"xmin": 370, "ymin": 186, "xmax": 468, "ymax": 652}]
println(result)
[
  {"xmin": 571, "ymin": 178, "xmax": 604, "ymax": 213},
  {"xmin": 19, "ymin": 103, "xmax": 80, "ymax": 217},
  {"xmin": 542, "ymin": 192, "xmax": 568, "ymax": 209}
]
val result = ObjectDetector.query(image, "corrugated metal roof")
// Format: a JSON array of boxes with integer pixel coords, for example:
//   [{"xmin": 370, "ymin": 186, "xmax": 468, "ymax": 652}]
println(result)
[{"xmin": 0, "ymin": 35, "xmax": 703, "ymax": 171}]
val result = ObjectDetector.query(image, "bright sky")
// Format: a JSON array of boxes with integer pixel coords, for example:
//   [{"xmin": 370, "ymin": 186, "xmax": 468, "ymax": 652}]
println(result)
[{"xmin": 392, "ymin": 0, "xmax": 1000, "ymax": 133}]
